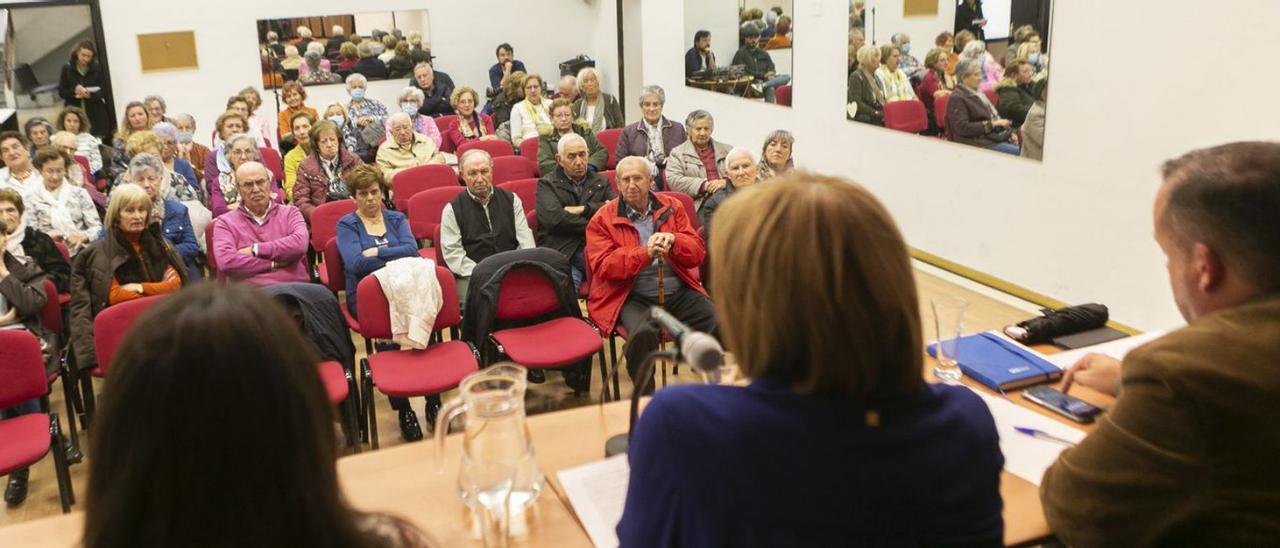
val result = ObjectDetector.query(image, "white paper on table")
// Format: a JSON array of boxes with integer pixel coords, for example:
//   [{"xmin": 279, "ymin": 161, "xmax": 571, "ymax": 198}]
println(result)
[
  {"xmin": 557, "ymin": 454, "xmax": 629, "ymax": 548},
  {"xmin": 1036, "ymin": 330, "xmax": 1169, "ymax": 370},
  {"xmin": 969, "ymin": 388, "xmax": 1086, "ymax": 486}
]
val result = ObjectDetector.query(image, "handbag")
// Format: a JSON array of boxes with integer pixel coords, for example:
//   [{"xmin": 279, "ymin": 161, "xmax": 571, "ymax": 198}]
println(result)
[{"xmin": 990, "ymin": 124, "xmax": 1014, "ymax": 142}]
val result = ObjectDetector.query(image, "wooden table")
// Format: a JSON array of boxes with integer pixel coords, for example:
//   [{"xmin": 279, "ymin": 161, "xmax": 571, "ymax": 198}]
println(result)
[{"xmin": 686, "ymin": 76, "xmax": 754, "ymax": 96}]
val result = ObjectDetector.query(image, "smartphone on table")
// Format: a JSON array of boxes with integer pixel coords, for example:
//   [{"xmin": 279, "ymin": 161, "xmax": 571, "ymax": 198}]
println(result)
[{"xmin": 1022, "ymin": 385, "xmax": 1104, "ymax": 424}]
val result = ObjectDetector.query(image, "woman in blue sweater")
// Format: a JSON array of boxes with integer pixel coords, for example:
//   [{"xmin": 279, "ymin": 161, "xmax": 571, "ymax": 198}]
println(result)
[
  {"xmin": 335, "ymin": 164, "xmax": 418, "ymax": 317},
  {"xmin": 617, "ymin": 173, "xmax": 1004, "ymax": 547}
]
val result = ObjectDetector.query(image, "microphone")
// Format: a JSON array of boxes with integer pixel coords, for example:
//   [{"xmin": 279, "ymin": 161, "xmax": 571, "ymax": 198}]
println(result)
[{"xmin": 649, "ymin": 307, "xmax": 724, "ymax": 376}]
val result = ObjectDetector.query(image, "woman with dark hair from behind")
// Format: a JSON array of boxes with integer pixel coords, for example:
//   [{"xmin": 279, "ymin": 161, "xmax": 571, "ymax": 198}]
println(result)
[
  {"xmin": 82, "ymin": 284, "xmax": 436, "ymax": 548},
  {"xmin": 617, "ymin": 173, "xmax": 1003, "ymax": 546}
]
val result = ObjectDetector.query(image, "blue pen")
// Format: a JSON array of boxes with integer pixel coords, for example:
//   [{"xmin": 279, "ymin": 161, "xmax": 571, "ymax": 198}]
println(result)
[{"xmin": 1014, "ymin": 426, "xmax": 1077, "ymax": 446}]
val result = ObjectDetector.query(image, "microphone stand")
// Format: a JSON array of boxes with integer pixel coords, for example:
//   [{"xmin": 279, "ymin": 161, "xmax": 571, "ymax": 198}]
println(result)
[
  {"xmin": 870, "ymin": 7, "xmax": 878, "ymax": 45},
  {"xmin": 604, "ymin": 343, "xmax": 677, "ymax": 458}
]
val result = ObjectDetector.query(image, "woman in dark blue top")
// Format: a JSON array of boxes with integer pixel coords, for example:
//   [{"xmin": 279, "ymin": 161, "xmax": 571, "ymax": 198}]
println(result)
[
  {"xmin": 335, "ymin": 165, "xmax": 418, "ymax": 317},
  {"xmin": 617, "ymin": 173, "xmax": 1004, "ymax": 547}
]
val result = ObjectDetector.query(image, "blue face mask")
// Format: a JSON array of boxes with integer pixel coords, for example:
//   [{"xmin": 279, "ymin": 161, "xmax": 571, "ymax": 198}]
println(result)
[
  {"xmin": 349, "ymin": 88, "xmax": 365, "ymax": 101},
  {"xmin": 176, "ymin": 133, "xmax": 194, "ymax": 144},
  {"xmin": 401, "ymin": 103, "xmax": 419, "ymax": 116},
  {"xmin": 1028, "ymin": 53, "xmax": 1042, "ymax": 66},
  {"xmin": 900, "ymin": 43, "xmax": 911, "ymax": 55},
  {"xmin": 328, "ymin": 115, "xmax": 345, "ymax": 127}
]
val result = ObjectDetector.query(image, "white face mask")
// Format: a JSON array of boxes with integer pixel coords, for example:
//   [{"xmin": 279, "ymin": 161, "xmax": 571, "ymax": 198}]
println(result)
[
  {"xmin": 401, "ymin": 103, "xmax": 419, "ymax": 116},
  {"xmin": 327, "ymin": 115, "xmax": 345, "ymax": 127}
]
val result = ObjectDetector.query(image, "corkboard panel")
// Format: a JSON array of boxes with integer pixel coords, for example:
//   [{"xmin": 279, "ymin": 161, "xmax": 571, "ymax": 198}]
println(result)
[
  {"xmin": 904, "ymin": 0, "xmax": 939, "ymax": 17},
  {"xmin": 137, "ymin": 31, "xmax": 198, "ymax": 73}
]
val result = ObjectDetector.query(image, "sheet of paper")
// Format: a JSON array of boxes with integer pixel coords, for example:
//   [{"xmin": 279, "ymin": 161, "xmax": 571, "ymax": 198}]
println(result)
[
  {"xmin": 1038, "ymin": 330, "xmax": 1169, "ymax": 370},
  {"xmin": 557, "ymin": 454, "xmax": 629, "ymax": 548},
  {"xmin": 969, "ymin": 388, "xmax": 1086, "ymax": 486}
]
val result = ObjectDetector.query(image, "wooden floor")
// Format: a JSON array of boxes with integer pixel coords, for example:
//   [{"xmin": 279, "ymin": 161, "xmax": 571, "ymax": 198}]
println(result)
[{"xmin": 0, "ymin": 267, "xmax": 1038, "ymax": 527}]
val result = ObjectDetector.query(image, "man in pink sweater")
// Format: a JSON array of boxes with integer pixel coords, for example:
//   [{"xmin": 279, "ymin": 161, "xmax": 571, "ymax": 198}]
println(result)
[{"xmin": 212, "ymin": 162, "xmax": 310, "ymax": 285}]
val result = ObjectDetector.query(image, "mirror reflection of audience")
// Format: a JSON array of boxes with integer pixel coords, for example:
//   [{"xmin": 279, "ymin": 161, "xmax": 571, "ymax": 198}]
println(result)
[
  {"xmin": 335, "ymin": 42, "xmax": 360, "ymax": 73},
  {"xmin": 336, "ymin": 165, "xmax": 419, "ymax": 317},
  {"xmin": 0, "ymin": 189, "xmax": 70, "ymax": 294},
  {"xmin": 666, "ymin": 110, "xmax": 730, "ymax": 209},
  {"xmin": 376, "ymin": 112, "xmax": 446, "ymax": 181},
  {"xmin": 955, "ymin": 0, "xmax": 988, "ymax": 41},
  {"xmin": 377, "ymin": 35, "xmax": 398, "ymax": 64},
  {"xmin": 950, "ymin": 30, "xmax": 975, "ymax": 75},
  {"xmin": 299, "ymin": 50, "xmax": 341, "ymax": 85},
  {"xmin": 996, "ymin": 60, "xmax": 1036, "ymax": 128},
  {"xmin": 143, "ymin": 95, "xmax": 171, "ymax": 126},
  {"xmin": 80, "ymin": 283, "xmax": 438, "ymax": 548},
  {"xmin": 294, "ymin": 25, "xmax": 314, "ymax": 53},
  {"xmin": 535, "ymin": 133, "xmax": 616, "ymax": 293},
  {"xmin": 172, "ymin": 114, "xmax": 211, "ymax": 189},
  {"xmin": 765, "ymin": 16, "xmax": 792, "ymax": 50},
  {"xmin": 277, "ymin": 82, "xmax": 318, "ymax": 145},
  {"xmin": 948, "ymin": 59, "xmax": 1019, "ymax": 155},
  {"xmin": 848, "ymin": 28, "xmax": 866, "ymax": 73},
  {"xmin": 847, "ymin": 45, "xmax": 886, "ymax": 126},
  {"xmin": 443, "ymin": 86, "xmax": 497, "ymax": 154},
  {"xmin": 876, "ymin": 45, "xmax": 918, "ymax": 102},
  {"xmin": 212, "ymin": 161, "xmax": 309, "ymax": 285},
  {"xmin": 49, "ymin": 132, "xmax": 93, "ymax": 194},
  {"xmin": 57, "ymin": 106, "xmax": 104, "ymax": 175},
  {"xmin": 112, "ymin": 101, "xmax": 152, "ymax": 178},
  {"xmin": 617, "ymin": 174, "xmax": 1002, "ymax": 546},
  {"xmin": 916, "ymin": 47, "xmax": 956, "ymax": 133},
  {"xmin": 509, "ymin": 73, "xmax": 553, "ymax": 145},
  {"xmin": 958, "ymin": 40, "xmax": 1002, "ymax": 93},
  {"xmin": 555, "ymin": 75, "xmax": 579, "ymax": 102},
  {"xmin": 440, "ymin": 150, "xmax": 536, "ymax": 303},
  {"xmin": 412, "ymin": 62, "xmax": 456, "ymax": 118},
  {"xmin": 485, "ymin": 71, "xmax": 525, "ymax": 132},
  {"xmin": 24, "ymin": 118, "xmax": 53, "ymax": 157},
  {"xmin": 0, "ymin": 132, "xmax": 42, "ymax": 192},
  {"xmin": 263, "ymin": 30, "xmax": 285, "ymax": 58},
  {"xmin": 733, "ymin": 26, "xmax": 790, "ymax": 103},
  {"xmin": 28, "ymin": 147, "xmax": 101, "ymax": 255},
  {"xmin": 536, "ymin": 98, "xmax": 607, "ymax": 177},
  {"xmin": 889, "ymin": 33, "xmax": 923, "ymax": 80},
  {"xmin": 616, "ymin": 85, "xmax": 687, "ymax": 181},
  {"xmin": 1020, "ymin": 79, "xmax": 1048, "ymax": 161},
  {"xmin": 685, "ymin": 30, "xmax": 716, "ymax": 79},
  {"xmin": 283, "ymin": 112, "xmax": 315, "ymax": 200},
  {"xmin": 57, "ymin": 40, "xmax": 110, "ymax": 141},
  {"xmin": 345, "ymin": 74, "xmax": 390, "ymax": 161},
  {"xmin": 387, "ymin": 41, "xmax": 416, "ymax": 79},
  {"xmin": 351, "ymin": 41, "xmax": 388, "ymax": 82},
  {"xmin": 489, "ymin": 43, "xmax": 528, "ymax": 91},
  {"xmin": 325, "ymin": 24, "xmax": 347, "ymax": 58},
  {"xmin": 126, "ymin": 154, "xmax": 201, "ymax": 279},
  {"xmin": 757, "ymin": 129, "xmax": 794, "ymax": 182},
  {"xmin": 147, "ymin": 123, "xmax": 200, "ymax": 200},
  {"xmin": 384, "ymin": 87, "xmax": 443, "ymax": 147},
  {"xmin": 1012, "ymin": 40, "xmax": 1048, "ymax": 81},
  {"xmin": 295, "ymin": 120, "xmax": 364, "ymax": 223},
  {"xmin": 216, "ymin": 95, "xmax": 258, "ymax": 149},
  {"xmin": 573, "ymin": 68, "xmax": 624, "ymax": 132},
  {"xmin": 585, "ymin": 156, "xmax": 717, "ymax": 391}
]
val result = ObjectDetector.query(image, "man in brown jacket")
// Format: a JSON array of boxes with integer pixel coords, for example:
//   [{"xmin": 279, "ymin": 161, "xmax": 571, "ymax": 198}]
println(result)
[{"xmin": 1041, "ymin": 141, "xmax": 1280, "ymax": 546}]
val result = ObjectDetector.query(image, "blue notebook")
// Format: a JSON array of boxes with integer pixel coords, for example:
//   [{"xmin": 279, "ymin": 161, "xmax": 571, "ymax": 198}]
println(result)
[{"xmin": 927, "ymin": 331, "xmax": 1062, "ymax": 391}]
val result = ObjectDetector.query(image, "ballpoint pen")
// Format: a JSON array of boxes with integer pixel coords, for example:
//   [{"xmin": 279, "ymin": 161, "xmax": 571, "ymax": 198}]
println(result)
[{"xmin": 1014, "ymin": 426, "xmax": 1077, "ymax": 446}]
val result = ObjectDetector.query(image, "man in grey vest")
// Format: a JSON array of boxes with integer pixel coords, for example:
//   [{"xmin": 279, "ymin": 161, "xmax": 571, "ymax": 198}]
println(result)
[{"xmin": 439, "ymin": 149, "xmax": 535, "ymax": 306}]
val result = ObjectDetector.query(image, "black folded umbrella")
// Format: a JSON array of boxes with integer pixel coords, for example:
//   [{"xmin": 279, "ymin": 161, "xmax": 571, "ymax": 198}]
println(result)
[{"xmin": 1005, "ymin": 303, "xmax": 1109, "ymax": 344}]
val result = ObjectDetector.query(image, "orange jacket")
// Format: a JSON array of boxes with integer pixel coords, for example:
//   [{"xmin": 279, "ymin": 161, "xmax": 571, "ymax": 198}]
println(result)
[{"xmin": 585, "ymin": 193, "xmax": 706, "ymax": 336}]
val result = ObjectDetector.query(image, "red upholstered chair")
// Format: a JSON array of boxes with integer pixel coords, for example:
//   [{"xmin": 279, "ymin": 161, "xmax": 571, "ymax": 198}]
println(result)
[
  {"xmin": 356, "ymin": 266, "xmax": 479, "ymax": 448},
  {"xmin": 40, "ymin": 279, "xmax": 82, "ymax": 455},
  {"xmin": 595, "ymin": 128, "xmax": 623, "ymax": 169},
  {"xmin": 0, "ymin": 331, "xmax": 75, "ymax": 512},
  {"xmin": 488, "ymin": 266, "xmax": 607, "ymax": 398},
  {"xmin": 321, "ymin": 237, "xmax": 371, "ymax": 358},
  {"xmin": 456, "ymin": 139, "xmax": 513, "ymax": 159},
  {"xmin": 434, "ymin": 115, "xmax": 458, "ymax": 136},
  {"xmin": 310, "ymin": 200, "xmax": 357, "ymax": 288},
  {"xmin": 776, "ymin": 84, "xmax": 793, "ymax": 106},
  {"xmin": 497, "ymin": 178, "xmax": 537, "ymax": 214},
  {"xmin": 936, "ymin": 93, "xmax": 952, "ymax": 136},
  {"xmin": 518, "ymin": 136, "xmax": 540, "ymax": 161},
  {"xmin": 203, "ymin": 219, "xmax": 221, "ymax": 280},
  {"xmin": 81, "ymin": 294, "xmax": 166, "ymax": 427},
  {"xmin": 392, "ymin": 164, "xmax": 458, "ymax": 211},
  {"xmin": 601, "ymin": 170, "xmax": 617, "ymax": 193},
  {"xmin": 492, "ymin": 156, "xmax": 538, "ymax": 185},
  {"xmin": 984, "ymin": 88, "xmax": 1000, "ymax": 107},
  {"xmin": 431, "ymin": 224, "xmax": 447, "ymax": 267},
  {"xmin": 53, "ymin": 243, "xmax": 72, "ymax": 305},
  {"xmin": 657, "ymin": 191, "xmax": 700, "ymax": 230},
  {"xmin": 525, "ymin": 209, "xmax": 539, "ymax": 242},
  {"xmin": 259, "ymin": 147, "xmax": 285, "ymax": 183},
  {"xmin": 884, "ymin": 100, "xmax": 928, "ymax": 133},
  {"xmin": 408, "ymin": 186, "xmax": 465, "ymax": 241},
  {"xmin": 317, "ymin": 360, "xmax": 361, "ymax": 453}
]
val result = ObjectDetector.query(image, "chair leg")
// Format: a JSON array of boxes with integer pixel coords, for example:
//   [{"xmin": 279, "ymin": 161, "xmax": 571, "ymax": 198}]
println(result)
[
  {"xmin": 58, "ymin": 368, "xmax": 83, "ymax": 464},
  {"xmin": 78, "ymin": 372, "xmax": 96, "ymax": 429},
  {"xmin": 49, "ymin": 414, "xmax": 75, "ymax": 512},
  {"xmin": 609, "ymin": 337, "xmax": 621, "ymax": 401},
  {"xmin": 597, "ymin": 348, "xmax": 610, "ymax": 403},
  {"xmin": 345, "ymin": 396, "xmax": 362, "ymax": 453},
  {"xmin": 361, "ymin": 363, "xmax": 380, "ymax": 449}
]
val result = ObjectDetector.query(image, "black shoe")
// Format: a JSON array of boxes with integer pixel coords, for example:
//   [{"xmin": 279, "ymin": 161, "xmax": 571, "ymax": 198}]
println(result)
[
  {"xmin": 527, "ymin": 369, "xmax": 546, "ymax": 384},
  {"xmin": 64, "ymin": 440, "xmax": 83, "ymax": 465},
  {"xmin": 562, "ymin": 367, "xmax": 590, "ymax": 393},
  {"xmin": 5, "ymin": 468, "xmax": 29, "ymax": 507},
  {"xmin": 398, "ymin": 409, "xmax": 423, "ymax": 442},
  {"xmin": 423, "ymin": 395, "xmax": 442, "ymax": 432}
]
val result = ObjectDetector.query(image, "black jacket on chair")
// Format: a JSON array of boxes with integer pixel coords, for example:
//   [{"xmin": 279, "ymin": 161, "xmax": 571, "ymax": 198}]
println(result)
[
  {"xmin": 461, "ymin": 248, "xmax": 579, "ymax": 366},
  {"xmin": 263, "ymin": 283, "xmax": 356, "ymax": 377}
]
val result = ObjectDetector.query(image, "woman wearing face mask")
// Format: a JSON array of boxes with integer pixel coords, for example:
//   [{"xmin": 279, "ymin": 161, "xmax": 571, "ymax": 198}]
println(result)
[
  {"xmin": 111, "ymin": 101, "xmax": 151, "ymax": 179},
  {"xmin": 126, "ymin": 153, "xmax": 201, "ymax": 279},
  {"xmin": 756, "ymin": 129, "xmax": 794, "ymax": 182},
  {"xmin": 26, "ymin": 147, "xmax": 101, "ymax": 255},
  {"xmin": 443, "ymin": 86, "xmax": 497, "ymax": 154},
  {"xmin": 508, "ymin": 72, "xmax": 553, "ymax": 145},
  {"xmin": 322, "ymin": 102, "xmax": 361, "ymax": 155},
  {"xmin": 283, "ymin": 111, "xmax": 315, "ymax": 202},
  {"xmin": 294, "ymin": 120, "xmax": 364, "ymax": 223},
  {"xmin": 276, "ymin": 81, "xmax": 317, "ymax": 145},
  {"xmin": 57, "ymin": 106, "xmax": 104, "ymax": 174},
  {"xmin": 1014, "ymin": 41, "xmax": 1048, "ymax": 81},
  {"xmin": 344, "ymin": 73, "xmax": 389, "ymax": 161},
  {"xmin": 23, "ymin": 118, "xmax": 53, "ymax": 158},
  {"xmin": 172, "ymin": 113, "xmax": 211, "ymax": 190},
  {"xmin": 383, "ymin": 87, "xmax": 442, "ymax": 147}
]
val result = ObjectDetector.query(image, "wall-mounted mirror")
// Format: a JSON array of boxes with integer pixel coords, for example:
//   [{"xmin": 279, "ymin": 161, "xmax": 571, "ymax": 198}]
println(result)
[
  {"xmin": 846, "ymin": 0, "xmax": 1052, "ymax": 160},
  {"xmin": 683, "ymin": 1, "xmax": 794, "ymax": 105},
  {"xmin": 256, "ymin": 10, "xmax": 432, "ymax": 89}
]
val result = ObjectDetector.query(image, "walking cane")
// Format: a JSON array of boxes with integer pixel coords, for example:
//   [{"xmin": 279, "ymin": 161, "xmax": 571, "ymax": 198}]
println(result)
[{"xmin": 656, "ymin": 253, "xmax": 667, "ymax": 388}]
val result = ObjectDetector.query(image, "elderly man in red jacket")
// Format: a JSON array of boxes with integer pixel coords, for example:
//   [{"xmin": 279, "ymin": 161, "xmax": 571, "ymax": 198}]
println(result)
[{"xmin": 586, "ymin": 155, "xmax": 717, "ymax": 392}]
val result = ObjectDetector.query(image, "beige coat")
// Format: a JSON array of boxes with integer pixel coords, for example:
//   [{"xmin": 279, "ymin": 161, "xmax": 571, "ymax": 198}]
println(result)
[
  {"xmin": 375, "ymin": 132, "xmax": 446, "ymax": 182},
  {"xmin": 663, "ymin": 139, "xmax": 730, "ymax": 209}
]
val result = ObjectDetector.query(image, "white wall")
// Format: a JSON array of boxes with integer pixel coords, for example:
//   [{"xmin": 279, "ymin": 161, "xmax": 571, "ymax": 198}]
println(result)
[
  {"xmin": 99, "ymin": 1, "xmax": 617, "ymax": 145},
  {"xmin": 861, "ymin": 0, "xmax": 955, "ymax": 47},
  {"xmin": 683, "ymin": 0, "xmax": 740, "ymax": 65},
  {"xmin": 643, "ymin": 0, "xmax": 1280, "ymax": 331}
]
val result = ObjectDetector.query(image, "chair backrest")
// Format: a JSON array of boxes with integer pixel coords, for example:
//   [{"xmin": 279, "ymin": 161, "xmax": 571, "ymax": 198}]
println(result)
[
  {"xmin": 494, "ymin": 266, "xmax": 562, "ymax": 322},
  {"xmin": 497, "ymin": 178, "xmax": 537, "ymax": 214},
  {"xmin": 984, "ymin": 88, "xmax": 1000, "ymax": 107},
  {"xmin": 392, "ymin": 164, "xmax": 458, "ymax": 211},
  {"xmin": 601, "ymin": 170, "xmax": 618, "ymax": 193},
  {"xmin": 203, "ymin": 219, "xmax": 219, "ymax": 276},
  {"xmin": 936, "ymin": 93, "xmax": 951, "ymax": 135},
  {"xmin": 434, "ymin": 115, "xmax": 458, "ymax": 136},
  {"xmin": 456, "ymin": 139, "xmax": 514, "ymax": 159},
  {"xmin": 525, "ymin": 209, "xmax": 539, "ymax": 240},
  {"xmin": 310, "ymin": 200, "xmax": 357, "ymax": 252},
  {"xmin": 657, "ymin": 191, "xmax": 700, "ymax": 229},
  {"xmin": 94, "ymin": 295, "xmax": 165, "ymax": 375},
  {"xmin": 595, "ymin": 128, "xmax": 623, "ymax": 169},
  {"xmin": 408, "ymin": 186, "xmax": 465, "ymax": 240},
  {"xmin": 491, "ymin": 156, "xmax": 537, "ymax": 185},
  {"xmin": 776, "ymin": 84, "xmax": 793, "ymax": 106},
  {"xmin": 431, "ymin": 224, "xmax": 446, "ymax": 267},
  {"xmin": 322, "ymin": 237, "xmax": 346, "ymax": 293},
  {"xmin": 884, "ymin": 100, "xmax": 928, "ymax": 133},
  {"xmin": 259, "ymin": 147, "xmax": 285, "ymax": 183},
  {"xmin": 356, "ymin": 265, "xmax": 460, "ymax": 339},
  {"xmin": 40, "ymin": 279, "xmax": 62, "ymax": 335},
  {"xmin": 74, "ymin": 155, "xmax": 92, "ymax": 179},
  {"xmin": 0, "ymin": 330, "xmax": 46, "ymax": 408},
  {"xmin": 518, "ymin": 136, "xmax": 540, "ymax": 160}
]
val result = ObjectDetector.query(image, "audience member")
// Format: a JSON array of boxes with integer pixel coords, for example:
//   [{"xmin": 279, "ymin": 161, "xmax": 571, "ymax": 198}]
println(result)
[
  {"xmin": 139, "ymin": 125, "xmax": 201, "ymax": 205},
  {"xmin": 665, "ymin": 110, "xmax": 731, "ymax": 208},
  {"xmin": 278, "ymin": 45, "xmax": 303, "ymax": 73},
  {"xmin": 27, "ymin": 147, "xmax": 100, "ymax": 255},
  {"xmin": 1020, "ymin": 79, "xmax": 1047, "ymax": 161},
  {"xmin": 536, "ymin": 98, "xmax": 607, "ymax": 176},
  {"xmin": 0, "ymin": 131, "xmax": 42, "ymax": 192},
  {"xmin": 283, "ymin": 111, "xmax": 315, "ymax": 200},
  {"xmin": 996, "ymin": 60, "xmax": 1036, "ymax": 127},
  {"xmin": 411, "ymin": 62, "xmax": 456, "ymax": 118},
  {"xmin": 212, "ymin": 161, "xmax": 308, "ymax": 285},
  {"xmin": 585, "ymin": 156, "xmax": 715, "ymax": 389},
  {"xmin": 948, "ymin": 59, "xmax": 1018, "ymax": 155},
  {"xmin": 685, "ymin": 30, "xmax": 716, "ymax": 79},
  {"xmin": 1042, "ymin": 142, "xmax": 1280, "ymax": 546},
  {"xmin": 111, "ymin": 101, "xmax": 151, "ymax": 178},
  {"xmin": 142, "ymin": 95, "xmax": 171, "ymax": 126},
  {"xmin": 336, "ymin": 164, "xmax": 418, "ymax": 318},
  {"xmin": 127, "ymin": 154, "xmax": 201, "ymax": 279},
  {"xmin": 300, "ymin": 51, "xmax": 341, "ymax": 85},
  {"xmin": 218, "ymin": 95, "xmax": 259, "ymax": 149},
  {"xmin": 848, "ymin": 44, "xmax": 886, "ymax": 125},
  {"xmin": 756, "ymin": 129, "xmax": 794, "ymax": 182},
  {"xmin": 172, "ymin": 114, "xmax": 211, "ymax": 187},
  {"xmin": 488, "ymin": 43, "xmax": 528, "ymax": 91},
  {"xmin": 203, "ymin": 111, "xmax": 248, "ymax": 197},
  {"xmin": 383, "ymin": 87, "xmax": 443, "ymax": 147},
  {"xmin": 765, "ymin": 16, "xmax": 792, "ymax": 49},
  {"xmin": 958, "ymin": 40, "xmax": 1002, "ymax": 92},
  {"xmin": 277, "ymin": 81, "xmax": 318, "ymax": 144},
  {"xmin": 295, "ymin": 25, "xmax": 314, "ymax": 53},
  {"xmin": 1012, "ymin": 41, "xmax": 1048, "ymax": 81},
  {"xmin": 698, "ymin": 147, "xmax": 758, "ymax": 227},
  {"xmin": 57, "ymin": 40, "xmax": 110, "ymax": 140},
  {"xmin": 485, "ymin": 71, "xmax": 525, "ymax": 130},
  {"xmin": 386, "ymin": 41, "xmax": 415, "ymax": 79},
  {"xmin": 875, "ymin": 45, "xmax": 918, "ymax": 102},
  {"xmin": 352, "ymin": 41, "xmax": 389, "ymax": 81},
  {"xmin": 617, "ymin": 172, "xmax": 1002, "ymax": 546},
  {"xmin": 848, "ymin": 29, "xmax": 866, "ymax": 73},
  {"xmin": 616, "ymin": 86, "xmax": 687, "ymax": 179},
  {"xmin": 376, "ymin": 35, "xmax": 398, "ymax": 64},
  {"xmin": 0, "ymin": 189, "xmax": 69, "ymax": 293},
  {"xmin": 535, "ymin": 133, "xmax": 616, "ymax": 292},
  {"xmin": 955, "ymin": 0, "xmax": 988, "ymax": 41},
  {"xmin": 81, "ymin": 283, "xmax": 436, "ymax": 547},
  {"xmin": 345, "ymin": 74, "xmax": 390, "ymax": 160},
  {"xmin": 573, "ymin": 67, "xmax": 624, "ymax": 132},
  {"xmin": 24, "ymin": 118, "xmax": 53, "ymax": 156},
  {"xmin": 325, "ymin": 24, "xmax": 347, "ymax": 57},
  {"xmin": 916, "ymin": 47, "xmax": 956, "ymax": 131},
  {"xmin": 443, "ymin": 86, "xmax": 497, "ymax": 153},
  {"xmin": 555, "ymin": 75, "xmax": 579, "ymax": 102},
  {"xmin": 376, "ymin": 112, "xmax": 446, "ymax": 181},
  {"xmin": 890, "ymin": 33, "xmax": 926, "ymax": 80},
  {"xmin": 440, "ymin": 149, "xmax": 535, "ymax": 302},
  {"xmin": 295, "ymin": 120, "xmax": 363, "ymax": 222},
  {"xmin": 323, "ymin": 102, "xmax": 361, "ymax": 154},
  {"xmin": 732, "ymin": 26, "xmax": 790, "ymax": 103},
  {"xmin": 335, "ymin": 42, "xmax": 360, "ymax": 73},
  {"xmin": 936, "ymin": 31, "xmax": 959, "ymax": 74},
  {"xmin": 49, "ymin": 132, "xmax": 93, "ymax": 195},
  {"xmin": 508, "ymin": 73, "xmax": 552, "ymax": 145},
  {"xmin": 238, "ymin": 87, "xmax": 276, "ymax": 150},
  {"xmin": 210, "ymin": 133, "xmax": 273, "ymax": 217},
  {"xmin": 56, "ymin": 106, "xmax": 103, "ymax": 174},
  {"xmin": 263, "ymin": 30, "xmax": 285, "ymax": 58}
]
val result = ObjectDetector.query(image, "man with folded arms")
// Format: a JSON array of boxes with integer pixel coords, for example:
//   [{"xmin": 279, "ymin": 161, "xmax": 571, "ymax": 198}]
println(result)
[
  {"xmin": 1043, "ymin": 141, "xmax": 1280, "ymax": 546},
  {"xmin": 535, "ymin": 133, "xmax": 615, "ymax": 293},
  {"xmin": 440, "ymin": 149, "xmax": 535, "ymax": 303},
  {"xmin": 212, "ymin": 162, "xmax": 309, "ymax": 285}
]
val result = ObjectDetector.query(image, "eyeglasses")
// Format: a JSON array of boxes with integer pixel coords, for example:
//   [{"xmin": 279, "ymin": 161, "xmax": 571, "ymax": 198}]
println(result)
[{"xmin": 239, "ymin": 178, "xmax": 271, "ymax": 188}]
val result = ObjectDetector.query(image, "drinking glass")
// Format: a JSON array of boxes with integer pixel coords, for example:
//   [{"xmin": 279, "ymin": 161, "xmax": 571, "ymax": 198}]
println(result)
[{"xmin": 931, "ymin": 296, "xmax": 969, "ymax": 383}]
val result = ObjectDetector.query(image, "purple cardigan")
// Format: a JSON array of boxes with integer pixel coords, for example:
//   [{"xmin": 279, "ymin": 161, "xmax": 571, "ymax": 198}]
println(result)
[{"xmin": 211, "ymin": 203, "xmax": 310, "ymax": 285}]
